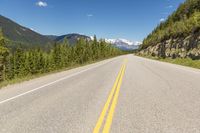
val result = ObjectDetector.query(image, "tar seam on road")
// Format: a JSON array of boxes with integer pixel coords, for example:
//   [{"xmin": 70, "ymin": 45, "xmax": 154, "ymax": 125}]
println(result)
[
  {"xmin": 0, "ymin": 59, "xmax": 116, "ymax": 105},
  {"xmin": 93, "ymin": 59, "xmax": 127, "ymax": 133}
]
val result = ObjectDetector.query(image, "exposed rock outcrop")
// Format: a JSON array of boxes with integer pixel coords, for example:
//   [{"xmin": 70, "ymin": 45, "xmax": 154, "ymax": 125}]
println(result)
[{"xmin": 139, "ymin": 31, "xmax": 200, "ymax": 60}]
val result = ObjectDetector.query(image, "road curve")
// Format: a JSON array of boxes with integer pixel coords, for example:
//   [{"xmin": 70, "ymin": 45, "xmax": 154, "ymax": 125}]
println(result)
[{"xmin": 0, "ymin": 55, "xmax": 200, "ymax": 133}]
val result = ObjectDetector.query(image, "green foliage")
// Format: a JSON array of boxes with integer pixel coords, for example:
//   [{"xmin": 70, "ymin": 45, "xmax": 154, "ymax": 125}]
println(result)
[
  {"xmin": 3, "ymin": 36, "xmax": 122, "ymax": 82},
  {"xmin": 160, "ymin": 58, "xmax": 200, "ymax": 69},
  {"xmin": 0, "ymin": 29, "xmax": 9, "ymax": 81},
  {"xmin": 141, "ymin": 0, "xmax": 200, "ymax": 49}
]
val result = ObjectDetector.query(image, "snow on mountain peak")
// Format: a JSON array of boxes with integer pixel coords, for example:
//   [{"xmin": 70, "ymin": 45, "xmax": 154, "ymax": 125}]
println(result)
[
  {"xmin": 104, "ymin": 38, "xmax": 140, "ymax": 50},
  {"xmin": 105, "ymin": 38, "xmax": 141, "ymax": 46}
]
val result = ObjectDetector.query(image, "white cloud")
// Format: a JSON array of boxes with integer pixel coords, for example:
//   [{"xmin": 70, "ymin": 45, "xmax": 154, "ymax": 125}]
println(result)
[
  {"xmin": 36, "ymin": 1, "xmax": 48, "ymax": 7},
  {"xmin": 160, "ymin": 18, "xmax": 165, "ymax": 22},
  {"xmin": 87, "ymin": 14, "xmax": 93, "ymax": 17}
]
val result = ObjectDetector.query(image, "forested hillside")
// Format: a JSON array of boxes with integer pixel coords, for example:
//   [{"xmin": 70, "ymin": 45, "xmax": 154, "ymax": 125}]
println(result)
[
  {"xmin": 52, "ymin": 34, "xmax": 91, "ymax": 44},
  {"xmin": 0, "ymin": 15, "xmax": 52, "ymax": 47},
  {"xmin": 139, "ymin": 0, "xmax": 200, "ymax": 59},
  {"xmin": 0, "ymin": 16, "xmax": 90, "ymax": 50},
  {"xmin": 0, "ymin": 35, "xmax": 122, "ymax": 83}
]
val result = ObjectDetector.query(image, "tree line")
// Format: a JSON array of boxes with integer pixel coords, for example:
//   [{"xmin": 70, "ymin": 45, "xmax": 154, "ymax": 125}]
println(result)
[{"xmin": 0, "ymin": 34, "xmax": 123, "ymax": 82}]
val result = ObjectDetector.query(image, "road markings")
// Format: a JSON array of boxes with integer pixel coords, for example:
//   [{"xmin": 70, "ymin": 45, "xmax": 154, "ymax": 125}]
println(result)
[
  {"xmin": 93, "ymin": 63, "xmax": 124, "ymax": 133},
  {"xmin": 0, "ymin": 58, "xmax": 116, "ymax": 105},
  {"xmin": 103, "ymin": 61, "xmax": 127, "ymax": 133},
  {"xmin": 93, "ymin": 59, "xmax": 127, "ymax": 133}
]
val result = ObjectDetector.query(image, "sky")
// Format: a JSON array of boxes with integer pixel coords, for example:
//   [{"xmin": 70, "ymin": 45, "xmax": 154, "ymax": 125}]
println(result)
[{"xmin": 0, "ymin": 0, "xmax": 185, "ymax": 42}]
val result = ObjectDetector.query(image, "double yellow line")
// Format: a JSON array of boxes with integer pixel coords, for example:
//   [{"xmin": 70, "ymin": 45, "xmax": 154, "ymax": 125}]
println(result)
[{"xmin": 93, "ymin": 59, "xmax": 127, "ymax": 133}]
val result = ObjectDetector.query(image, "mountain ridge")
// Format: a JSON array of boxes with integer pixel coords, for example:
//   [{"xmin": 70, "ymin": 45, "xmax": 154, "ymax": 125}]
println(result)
[
  {"xmin": 0, "ymin": 14, "xmax": 139, "ymax": 50},
  {"xmin": 0, "ymin": 15, "xmax": 52, "ymax": 46},
  {"xmin": 47, "ymin": 34, "xmax": 91, "ymax": 45}
]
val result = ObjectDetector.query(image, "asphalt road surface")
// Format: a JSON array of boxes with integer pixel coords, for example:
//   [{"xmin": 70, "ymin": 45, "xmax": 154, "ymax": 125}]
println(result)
[{"xmin": 0, "ymin": 55, "xmax": 200, "ymax": 133}]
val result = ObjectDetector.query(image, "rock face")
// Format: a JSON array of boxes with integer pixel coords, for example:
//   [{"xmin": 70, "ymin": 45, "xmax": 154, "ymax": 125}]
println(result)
[{"xmin": 139, "ymin": 31, "xmax": 200, "ymax": 59}]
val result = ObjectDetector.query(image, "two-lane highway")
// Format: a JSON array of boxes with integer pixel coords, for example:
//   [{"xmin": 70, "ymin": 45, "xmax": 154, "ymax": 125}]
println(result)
[{"xmin": 0, "ymin": 55, "xmax": 200, "ymax": 133}]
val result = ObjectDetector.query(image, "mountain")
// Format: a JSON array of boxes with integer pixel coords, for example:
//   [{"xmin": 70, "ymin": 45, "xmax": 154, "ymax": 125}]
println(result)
[
  {"xmin": 105, "ymin": 38, "xmax": 140, "ymax": 51},
  {"xmin": 139, "ymin": 0, "xmax": 200, "ymax": 59},
  {"xmin": 0, "ymin": 15, "xmax": 92, "ymax": 48},
  {"xmin": 0, "ymin": 14, "xmax": 136, "ymax": 51},
  {"xmin": 45, "ymin": 35, "xmax": 58, "ymax": 41},
  {"xmin": 0, "ymin": 15, "xmax": 52, "ymax": 46},
  {"xmin": 47, "ymin": 34, "xmax": 91, "ymax": 45}
]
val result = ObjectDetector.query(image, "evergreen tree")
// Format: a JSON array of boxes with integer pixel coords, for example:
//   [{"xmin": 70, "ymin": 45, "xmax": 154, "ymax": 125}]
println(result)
[
  {"xmin": 1, "ymin": 35, "xmax": 122, "ymax": 82},
  {"xmin": 0, "ymin": 29, "xmax": 9, "ymax": 81}
]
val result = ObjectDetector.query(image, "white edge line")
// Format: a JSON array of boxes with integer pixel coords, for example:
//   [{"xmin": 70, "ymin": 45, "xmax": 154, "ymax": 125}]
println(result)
[{"xmin": 0, "ymin": 58, "xmax": 115, "ymax": 105}]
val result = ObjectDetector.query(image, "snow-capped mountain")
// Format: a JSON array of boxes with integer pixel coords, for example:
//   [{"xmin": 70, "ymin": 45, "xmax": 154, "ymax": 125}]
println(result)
[{"xmin": 105, "ymin": 38, "xmax": 141, "ymax": 50}]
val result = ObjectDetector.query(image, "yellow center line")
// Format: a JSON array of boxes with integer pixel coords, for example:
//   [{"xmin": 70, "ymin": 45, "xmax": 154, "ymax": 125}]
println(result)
[
  {"xmin": 102, "ymin": 61, "xmax": 127, "ymax": 133},
  {"xmin": 93, "ymin": 59, "xmax": 127, "ymax": 133},
  {"xmin": 93, "ymin": 63, "xmax": 124, "ymax": 133}
]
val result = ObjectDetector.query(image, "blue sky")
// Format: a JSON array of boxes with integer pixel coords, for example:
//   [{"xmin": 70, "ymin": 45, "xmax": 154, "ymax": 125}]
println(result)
[{"xmin": 0, "ymin": 0, "xmax": 184, "ymax": 41}]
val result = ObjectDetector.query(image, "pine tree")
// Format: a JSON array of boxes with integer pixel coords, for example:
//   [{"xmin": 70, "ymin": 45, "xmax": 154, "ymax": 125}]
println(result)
[
  {"xmin": 0, "ymin": 34, "xmax": 122, "ymax": 83},
  {"xmin": 0, "ymin": 29, "xmax": 9, "ymax": 81}
]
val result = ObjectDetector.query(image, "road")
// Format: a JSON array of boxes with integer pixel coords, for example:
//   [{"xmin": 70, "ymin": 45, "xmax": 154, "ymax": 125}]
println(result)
[{"xmin": 0, "ymin": 55, "xmax": 200, "ymax": 133}]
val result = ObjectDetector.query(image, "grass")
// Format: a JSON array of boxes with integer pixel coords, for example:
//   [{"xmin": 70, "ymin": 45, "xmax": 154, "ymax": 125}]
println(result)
[
  {"xmin": 138, "ymin": 55, "xmax": 200, "ymax": 69},
  {"xmin": 0, "ymin": 56, "xmax": 119, "ymax": 88},
  {"xmin": 159, "ymin": 58, "xmax": 200, "ymax": 69}
]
